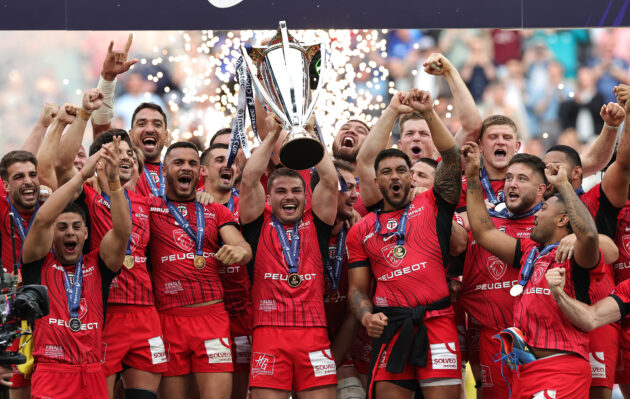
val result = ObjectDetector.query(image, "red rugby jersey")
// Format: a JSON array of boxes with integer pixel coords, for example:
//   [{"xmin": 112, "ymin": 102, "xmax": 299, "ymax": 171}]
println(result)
[
  {"xmin": 107, "ymin": 190, "xmax": 154, "ymax": 306},
  {"xmin": 218, "ymin": 195, "xmax": 252, "ymax": 319},
  {"xmin": 456, "ymin": 174, "xmax": 505, "ymax": 212},
  {"xmin": 613, "ymin": 201, "xmax": 630, "ymax": 284},
  {"xmin": 22, "ymin": 250, "xmax": 117, "ymax": 364},
  {"xmin": 346, "ymin": 188, "xmax": 455, "ymax": 318},
  {"xmin": 459, "ymin": 214, "xmax": 534, "ymax": 330},
  {"xmin": 324, "ymin": 230, "xmax": 350, "ymax": 338},
  {"xmin": 513, "ymin": 238, "xmax": 605, "ymax": 360},
  {"xmin": 611, "ymin": 278, "xmax": 630, "ymax": 319},
  {"xmin": 136, "ymin": 162, "xmax": 163, "ymax": 198},
  {"xmin": 241, "ymin": 208, "xmax": 332, "ymax": 328},
  {"xmin": 75, "ymin": 184, "xmax": 112, "ymax": 253},
  {"xmin": 0, "ymin": 196, "xmax": 35, "ymax": 273},
  {"xmin": 148, "ymin": 197, "xmax": 236, "ymax": 311}
]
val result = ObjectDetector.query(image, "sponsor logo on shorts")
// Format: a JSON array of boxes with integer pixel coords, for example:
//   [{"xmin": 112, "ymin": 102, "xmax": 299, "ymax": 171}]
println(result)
[
  {"xmin": 590, "ymin": 351, "xmax": 606, "ymax": 379},
  {"xmin": 309, "ymin": 349, "xmax": 336, "ymax": 377},
  {"xmin": 259, "ymin": 300, "xmax": 277, "ymax": 312},
  {"xmin": 532, "ymin": 390, "xmax": 556, "ymax": 399},
  {"xmin": 44, "ymin": 345, "xmax": 64, "ymax": 359},
  {"xmin": 378, "ymin": 350, "xmax": 387, "ymax": 368},
  {"xmin": 164, "ymin": 281, "xmax": 184, "ymax": 295},
  {"xmin": 204, "ymin": 338, "xmax": 232, "ymax": 364},
  {"xmin": 430, "ymin": 342, "xmax": 458, "ymax": 370},
  {"xmin": 486, "ymin": 255, "xmax": 506, "ymax": 280},
  {"xmin": 149, "ymin": 336, "xmax": 167, "ymax": 365},
  {"xmin": 251, "ymin": 352, "xmax": 275, "ymax": 377},
  {"xmin": 480, "ymin": 364, "xmax": 492, "ymax": 387},
  {"xmin": 234, "ymin": 336, "xmax": 252, "ymax": 365}
]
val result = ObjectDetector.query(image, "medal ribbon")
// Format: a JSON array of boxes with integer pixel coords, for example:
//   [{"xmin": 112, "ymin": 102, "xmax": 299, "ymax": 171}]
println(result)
[
  {"xmin": 164, "ymin": 198, "xmax": 205, "ymax": 258},
  {"xmin": 227, "ymin": 57, "xmax": 255, "ymax": 168},
  {"xmin": 62, "ymin": 255, "xmax": 84, "ymax": 320},
  {"xmin": 480, "ymin": 167, "xmax": 504, "ymax": 205},
  {"xmin": 489, "ymin": 202, "xmax": 542, "ymax": 220},
  {"xmin": 226, "ymin": 195, "xmax": 235, "ymax": 213},
  {"xmin": 144, "ymin": 164, "xmax": 165, "ymax": 197},
  {"xmin": 102, "ymin": 189, "xmax": 134, "ymax": 258},
  {"xmin": 575, "ymin": 186, "xmax": 585, "ymax": 197},
  {"xmin": 373, "ymin": 203, "xmax": 411, "ymax": 247},
  {"xmin": 326, "ymin": 225, "xmax": 346, "ymax": 291},
  {"xmin": 515, "ymin": 242, "xmax": 559, "ymax": 289},
  {"xmin": 271, "ymin": 215, "xmax": 301, "ymax": 274},
  {"xmin": 7, "ymin": 199, "xmax": 38, "ymax": 242}
]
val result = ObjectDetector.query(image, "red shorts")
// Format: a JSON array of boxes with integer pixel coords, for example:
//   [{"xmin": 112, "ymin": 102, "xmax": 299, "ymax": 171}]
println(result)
[
  {"xmin": 465, "ymin": 314, "xmax": 482, "ymax": 365},
  {"xmin": 371, "ymin": 315, "xmax": 461, "ymax": 383},
  {"xmin": 479, "ymin": 326, "xmax": 511, "ymax": 399},
  {"xmin": 160, "ymin": 302, "xmax": 233, "ymax": 376},
  {"xmin": 249, "ymin": 326, "xmax": 337, "ymax": 392},
  {"xmin": 8, "ymin": 337, "xmax": 30, "ymax": 388},
  {"xmin": 31, "ymin": 362, "xmax": 107, "ymax": 399},
  {"xmin": 350, "ymin": 328, "xmax": 372, "ymax": 375},
  {"xmin": 617, "ymin": 320, "xmax": 630, "ymax": 384},
  {"xmin": 103, "ymin": 305, "xmax": 168, "ymax": 376},
  {"xmin": 588, "ymin": 322, "xmax": 619, "ymax": 388},
  {"xmin": 229, "ymin": 311, "xmax": 252, "ymax": 373},
  {"xmin": 510, "ymin": 354, "xmax": 590, "ymax": 399},
  {"xmin": 452, "ymin": 300, "xmax": 468, "ymax": 363}
]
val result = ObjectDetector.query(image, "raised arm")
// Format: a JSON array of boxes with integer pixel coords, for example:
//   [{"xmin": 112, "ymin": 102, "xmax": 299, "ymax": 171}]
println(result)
[
  {"xmin": 36, "ymin": 104, "xmax": 77, "ymax": 190},
  {"xmin": 423, "ymin": 53, "xmax": 482, "ymax": 147},
  {"xmin": 55, "ymin": 89, "xmax": 104, "ymax": 185},
  {"xmin": 23, "ymin": 150, "xmax": 103, "ymax": 264},
  {"xmin": 547, "ymin": 164, "xmax": 600, "ymax": 269},
  {"xmin": 580, "ymin": 102, "xmax": 625, "ymax": 177},
  {"xmin": 356, "ymin": 92, "xmax": 413, "ymax": 207},
  {"xmin": 239, "ymin": 113, "xmax": 281, "ymax": 224},
  {"xmin": 21, "ymin": 103, "xmax": 59, "ymax": 154},
  {"xmin": 463, "ymin": 142, "xmax": 517, "ymax": 265},
  {"xmin": 546, "ymin": 267, "xmax": 621, "ymax": 331},
  {"xmin": 98, "ymin": 137, "xmax": 132, "ymax": 272},
  {"xmin": 92, "ymin": 34, "xmax": 137, "ymax": 138},
  {"xmin": 311, "ymin": 151, "xmax": 338, "ymax": 225},
  {"xmin": 408, "ymin": 89, "xmax": 461, "ymax": 204}
]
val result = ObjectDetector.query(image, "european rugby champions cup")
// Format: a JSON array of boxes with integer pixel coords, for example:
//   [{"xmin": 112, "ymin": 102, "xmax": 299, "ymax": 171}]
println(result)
[{"xmin": 241, "ymin": 21, "xmax": 328, "ymax": 170}]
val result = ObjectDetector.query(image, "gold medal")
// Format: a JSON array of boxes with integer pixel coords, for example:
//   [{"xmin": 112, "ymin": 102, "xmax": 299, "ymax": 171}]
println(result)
[
  {"xmin": 123, "ymin": 255, "xmax": 135, "ymax": 269},
  {"xmin": 287, "ymin": 273, "xmax": 302, "ymax": 288},
  {"xmin": 194, "ymin": 255, "xmax": 206, "ymax": 270},
  {"xmin": 393, "ymin": 245, "xmax": 406, "ymax": 259}
]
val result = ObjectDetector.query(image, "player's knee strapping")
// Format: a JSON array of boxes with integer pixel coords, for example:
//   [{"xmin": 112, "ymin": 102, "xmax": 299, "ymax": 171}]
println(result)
[{"xmin": 337, "ymin": 377, "xmax": 366, "ymax": 399}]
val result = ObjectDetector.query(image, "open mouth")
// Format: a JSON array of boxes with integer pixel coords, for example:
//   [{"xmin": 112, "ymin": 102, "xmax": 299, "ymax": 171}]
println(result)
[
  {"xmin": 390, "ymin": 183, "xmax": 402, "ymax": 195},
  {"xmin": 21, "ymin": 187, "xmax": 36, "ymax": 202},
  {"xmin": 342, "ymin": 136, "xmax": 355, "ymax": 148},
  {"xmin": 119, "ymin": 162, "xmax": 132, "ymax": 172},
  {"xmin": 282, "ymin": 203, "xmax": 298, "ymax": 215},
  {"xmin": 411, "ymin": 146, "xmax": 421, "ymax": 155},
  {"xmin": 64, "ymin": 240, "xmax": 78, "ymax": 254},
  {"xmin": 177, "ymin": 175, "xmax": 192, "ymax": 191},
  {"xmin": 494, "ymin": 149, "xmax": 507, "ymax": 161},
  {"xmin": 219, "ymin": 168, "xmax": 233, "ymax": 184},
  {"xmin": 507, "ymin": 192, "xmax": 519, "ymax": 200},
  {"xmin": 142, "ymin": 136, "xmax": 158, "ymax": 152}
]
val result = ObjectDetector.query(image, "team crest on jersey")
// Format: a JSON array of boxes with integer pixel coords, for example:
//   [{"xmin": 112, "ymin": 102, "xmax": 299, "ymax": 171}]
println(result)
[
  {"xmin": 78, "ymin": 298, "xmax": 87, "ymax": 320},
  {"xmin": 386, "ymin": 219, "xmax": 398, "ymax": 230},
  {"xmin": 173, "ymin": 229, "xmax": 194, "ymax": 251},
  {"xmin": 623, "ymin": 234, "xmax": 630, "ymax": 257},
  {"xmin": 381, "ymin": 243, "xmax": 403, "ymax": 267},
  {"xmin": 129, "ymin": 232, "xmax": 140, "ymax": 253},
  {"xmin": 177, "ymin": 205, "xmax": 188, "ymax": 217},
  {"xmin": 531, "ymin": 262, "xmax": 550, "ymax": 284},
  {"xmin": 532, "ymin": 390, "xmax": 556, "ymax": 399},
  {"xmin": 486, "ymin": 256, "xmax": 507, "ymax": 280}
]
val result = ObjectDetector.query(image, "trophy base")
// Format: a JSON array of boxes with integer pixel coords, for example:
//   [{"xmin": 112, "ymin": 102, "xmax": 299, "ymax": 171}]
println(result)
[{"xmin": 279, "ymin": 134, "xmax": 324, "ymax": 170}]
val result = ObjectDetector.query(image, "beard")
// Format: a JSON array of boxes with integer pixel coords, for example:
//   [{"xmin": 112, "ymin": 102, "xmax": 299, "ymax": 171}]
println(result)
[
  {"xmin": 378, "ymin": 183, "xmax": 410, "ymax": 209},
  {"xmin": 506, "ymin": 191, "xmax": 538, "ymax": 215},
  {"xmin": 332, "ymin": 142, "xmax": 359, "ymax": 163}
]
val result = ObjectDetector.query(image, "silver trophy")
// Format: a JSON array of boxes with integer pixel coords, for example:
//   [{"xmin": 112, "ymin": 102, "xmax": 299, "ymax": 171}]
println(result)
[{"xmin": 241, "ymin": 21, "xmax": 327, "ymax": 170}]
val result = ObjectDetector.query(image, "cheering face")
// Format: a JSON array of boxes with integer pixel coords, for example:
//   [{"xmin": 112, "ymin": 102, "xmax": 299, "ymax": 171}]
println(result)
[
  {"xmin": 3, "ymin": 162, "xmax": 40, "ymax": 211},
  {"xmin": 332, "ymin": 121, "xmax": 369, "ymax": 164},
  {"xmin": 269, "ymin": 176, "xmax": 306, "ymax": 225},
  {"xmin": 376, "ymin": 156, "xmax": 412, "ymax": 209},
  {"xmin": 163, "ymin": 147, "xmax": 200, "ymax": 201},
  {"xmin": 542, "ymin": 151, "xmax": 581, "ymax": 196},
  {"xmin": 205, "ymin": 147, "xmax": 238, "ymax": 193},
  {"xmin": 480, "ymin": 124, "xmax": 520, "ymax": 171},
  {"xmin": 131, "ymin": 108, "xmax": 168, "ymax": 163},
  {"xmin": 337, "ymin": 170, "xmax": 358, "ymax": 221},
  {"xmin": 397, "ymin": 119, "xmax": 434, "ymax": 164},
  {"xmin": 74, "ymin": 146, "xmax": 87, "ymax": 171},
  {"xmin": 116, "ymin": 140, "xmax": 135, "ymax": 184},
  {"xmin": 530, "ymin": 197, "xmax": 565, "ymax": 244},
  {"xmin": 410, "ymin": 161, "xmax": 435, "ymax": 190},
  {"xmin": 504, "ymin": 163, "xmax": 545, "ymax": 215},
  {"xmin": 52, "ymin": 212, "xmax": 88, "ymax": 265}
]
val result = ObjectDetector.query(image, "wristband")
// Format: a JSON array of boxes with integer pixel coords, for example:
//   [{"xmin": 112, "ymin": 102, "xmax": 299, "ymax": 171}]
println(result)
[
  {"xmin": 91, "ymin": 76, "xmax": 116, "ymax": 125},
  {"xmin": 604, "ymin": 123, "xmax": 620, "ymax": 131},
  {"xmin": 108, "ymin": 179, "xmax": 122, "ymax": 192},
  {"xmin": 78, "ymin": 108, "xmax": 92, "ymax": 121}
]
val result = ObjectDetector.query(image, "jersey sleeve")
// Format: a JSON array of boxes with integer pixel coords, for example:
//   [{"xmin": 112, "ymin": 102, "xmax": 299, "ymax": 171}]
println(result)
[
  {"xmin": 215, "ymin": 203, "xmax": 239, "ymax": 229},
  {"xmin": 593, "ymin": 184, "xmax": 623, "ymax": 239},
  {"xmin": 611, "ymin": 279, "xmax": 630, "ymax": 320},
  {"xmin": 346, "ymin": 221, "xmax": 369, "ymax": 269},
  {"xmin": 21, "ymin": 256, "xmax": 46, "ymax": 285}
]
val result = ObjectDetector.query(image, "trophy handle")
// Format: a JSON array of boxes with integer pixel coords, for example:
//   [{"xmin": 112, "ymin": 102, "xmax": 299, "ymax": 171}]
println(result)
[
  {"xmin": 279, "ymin": 21, "xmax": 302, "ymax": 127},
  {"xmin": 240, "ymin": 44, "xmax": 292, "ymax": 128},
  {"xmin": 303, "ymin": 42, "xmax": 328, "ymax": 124}
]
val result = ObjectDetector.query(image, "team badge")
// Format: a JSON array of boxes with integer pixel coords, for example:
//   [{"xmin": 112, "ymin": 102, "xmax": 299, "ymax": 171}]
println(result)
[
  {"xmin": 380, "ymin": 244, "xmax": 403, "ymax": 267},
  {"xmin": 386, "ymin": 219, "xmax": 397, "ymax": 230},
  {"xmin": 531, "ymin": 262, "xmax": 549, "ymax": 284},
  {"xmin": 623, "ymin": 235, "xmax": 630, "ymax": 258},
  {"xmin": 173, "ymin": 229, "xmax": 194, "ymax": 251},
  {"xmin": 177, "ymin": 204, "xmax": 188, "ymax": 217},
  {"xmin": 487, "ymin": 256, "xmax": 507, "ymax": 280}
]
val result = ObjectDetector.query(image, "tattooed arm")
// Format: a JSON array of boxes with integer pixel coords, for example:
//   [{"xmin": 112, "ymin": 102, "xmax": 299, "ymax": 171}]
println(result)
[
  {"xmin": 548, "ymin": 164, "xmax": 600, "ymax": 269},
  {"xmin": 348, "ymin": 266, "xmax": 387, "ymax": 338},
  {"xmin": 462, "ymin": 142, "xmax": 518, "ymax": 265},
  {"xmin": 408, "ymin": 89, "xmax": 462, "ymax": 204}
]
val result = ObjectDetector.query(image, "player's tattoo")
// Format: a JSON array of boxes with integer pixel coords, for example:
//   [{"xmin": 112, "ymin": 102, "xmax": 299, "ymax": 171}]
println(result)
[
  {"xmin": 434, "ymin": 144, "xmax": 462, "ymax": 205},
  {"xmin": 556, "ymin": 184, "xmax": 597, "ymax": 238},
  {"xmin": 350, "ymin": 287, "xmax": 373, "ymax": 322}
]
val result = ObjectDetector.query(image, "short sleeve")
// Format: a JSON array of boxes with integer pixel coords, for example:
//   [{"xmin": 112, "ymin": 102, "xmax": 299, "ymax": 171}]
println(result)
[{"xmin": 346, "ymin": 221, "xmax": 369, "ymax": 269}]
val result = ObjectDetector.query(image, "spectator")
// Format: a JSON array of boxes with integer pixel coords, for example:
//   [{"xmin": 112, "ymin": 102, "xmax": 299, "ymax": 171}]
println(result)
[
  {"xmin": 460, "ymin": 35, "xmax": 496, "ymax": 102},
  {"xmin": 559, "ymin": 66, "xmax": 605, "ymax": 142},
  {"xmin": 589, "ymin": 31, "xmax": 630, "ymax": 104}
]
